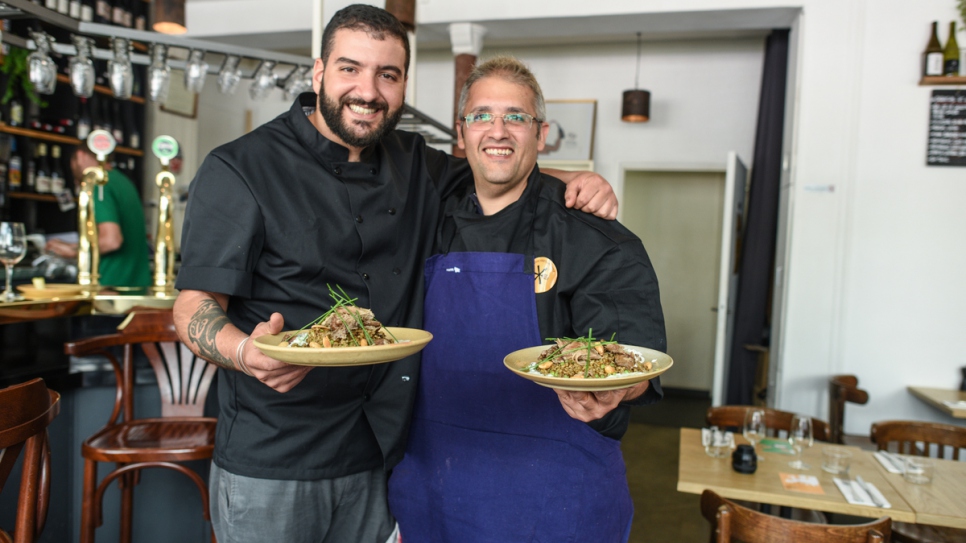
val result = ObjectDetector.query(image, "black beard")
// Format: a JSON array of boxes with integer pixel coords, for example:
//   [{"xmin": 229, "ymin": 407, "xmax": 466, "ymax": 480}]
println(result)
[{"xmin": 318, "ymin": 91, "xmax": 403, "ymax": 149}]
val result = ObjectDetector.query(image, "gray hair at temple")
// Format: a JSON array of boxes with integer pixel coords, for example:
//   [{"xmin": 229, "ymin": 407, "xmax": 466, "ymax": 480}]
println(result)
[{"xmin": 457, "ymin": 55, "xmax": 546, "ymax": 123}]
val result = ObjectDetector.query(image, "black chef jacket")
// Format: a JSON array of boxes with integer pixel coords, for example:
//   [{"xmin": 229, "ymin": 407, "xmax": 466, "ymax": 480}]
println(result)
[
  {"xmin": 176, "ymin": 94, "xmax": 469, "ymax": 480},
  {"xmin": 440, "ymin": 166, "xmax": 666, "ymax": 440}
]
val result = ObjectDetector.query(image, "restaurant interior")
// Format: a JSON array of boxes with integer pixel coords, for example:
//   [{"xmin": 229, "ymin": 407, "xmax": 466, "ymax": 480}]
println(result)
[{"xmin": 1, "ymin": 0, "xmax": 964, "ymax": 541}]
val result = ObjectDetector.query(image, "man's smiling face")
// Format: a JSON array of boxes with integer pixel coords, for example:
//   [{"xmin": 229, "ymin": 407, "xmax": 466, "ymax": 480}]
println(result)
[
  {"xmin": 457, "ymin": 76, "xmax": 549, "ymax": 193},
  {"xmin": 313, "ymin": 28, "xmax": 407, "ymax": 150}
]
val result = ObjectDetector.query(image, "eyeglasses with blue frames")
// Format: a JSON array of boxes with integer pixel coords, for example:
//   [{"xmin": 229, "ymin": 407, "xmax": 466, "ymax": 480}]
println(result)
[{"xmin": 462, "ymin": 112, "xmax": 541, "ymax": 131}]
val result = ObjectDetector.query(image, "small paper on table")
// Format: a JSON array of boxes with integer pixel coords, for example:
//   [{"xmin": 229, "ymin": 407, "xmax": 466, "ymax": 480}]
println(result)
[{"xmin": 779, "ymin": 473, "xmax": 825, "ymax": 495}]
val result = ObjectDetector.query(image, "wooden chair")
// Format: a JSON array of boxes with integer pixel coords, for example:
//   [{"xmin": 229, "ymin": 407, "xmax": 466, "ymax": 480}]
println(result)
[
  {"xmin": 870, "ymin": 420, "xmax": 966, "ymax": 543},
  {"xmin": 0, "ymin": 378, "xmax": 61, "ymax": 543},
  {"xmin": 64, "ymin": 311, "xmax": 218, "ymax": 543},
  {"xmin": 828, "ymin": 375, "xmax": 870, "ymax": 446},
  {"xmin": 706, "ymin": 405, "xmax": 831, "ymax": 442},
  {"xmin": 700, "ymin": 489, "xmax": 890, "ymax": 543}
]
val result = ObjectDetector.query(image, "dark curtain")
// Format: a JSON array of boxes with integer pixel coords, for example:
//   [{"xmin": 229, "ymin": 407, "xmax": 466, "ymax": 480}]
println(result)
[{"xmin": 725, "ymin": 28, "xmax": 790, "ymax": 405}]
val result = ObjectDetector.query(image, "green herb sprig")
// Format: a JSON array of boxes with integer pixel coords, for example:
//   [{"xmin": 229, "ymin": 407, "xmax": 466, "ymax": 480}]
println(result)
[
  {"xmin": 526, "ymin": 330, "xmax": 618, "ymax": 377},
  {"xmin": 296, "ymin": 284, "xmax": 397, "ymax": 346}
]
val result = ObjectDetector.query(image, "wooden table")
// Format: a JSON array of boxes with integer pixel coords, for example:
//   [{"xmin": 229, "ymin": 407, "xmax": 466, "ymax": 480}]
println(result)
[
  {"xmin": 676, "ymin": 428, "xmax": 916, "ymax": 522},
  {"xmin": 908, "ymin": 386, "xmax": 966, "ymax": 419},
  {"xmin": 869, "ymin": 452, "xmax": 966, "ymax": 529}
]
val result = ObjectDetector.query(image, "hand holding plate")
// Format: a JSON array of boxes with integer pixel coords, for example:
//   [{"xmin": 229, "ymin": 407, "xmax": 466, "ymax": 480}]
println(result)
[
  {"xmin": 554, "ymin": 380, "xmax": 649, "ymax": 422},
  {"xmin": 243, "ymin": 312, "xmax": 313, "ymax": 393}
]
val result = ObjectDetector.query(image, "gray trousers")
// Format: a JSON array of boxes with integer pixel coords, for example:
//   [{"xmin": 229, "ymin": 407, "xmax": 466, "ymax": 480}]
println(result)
[{"xmin": 210, "ymin": 462, "xmax": 397, "ymax": 543}]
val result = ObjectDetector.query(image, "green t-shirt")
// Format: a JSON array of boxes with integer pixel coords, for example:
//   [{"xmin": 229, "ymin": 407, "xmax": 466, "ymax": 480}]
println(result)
[{"xmin": 93, "ymin": 169, "xmax": 151, "ymax": 287}]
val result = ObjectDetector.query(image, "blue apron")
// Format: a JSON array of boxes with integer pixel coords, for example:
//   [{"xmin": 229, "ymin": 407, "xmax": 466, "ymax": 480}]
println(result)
[{"xmin": 389, "ymin": 244, "xmax": 634, "ymax": 542}]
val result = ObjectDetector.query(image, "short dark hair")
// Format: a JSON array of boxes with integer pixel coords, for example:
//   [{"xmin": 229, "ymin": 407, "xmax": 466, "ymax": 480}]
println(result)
[{"xmin": 320, "ymin": 4, "xmax": 410, "ymax": 75}]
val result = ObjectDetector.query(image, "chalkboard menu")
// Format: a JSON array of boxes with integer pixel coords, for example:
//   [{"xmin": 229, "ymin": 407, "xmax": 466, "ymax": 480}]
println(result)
[{"xmin": 927, "ymin": 90, "xmax": 966, "ymax": 166}]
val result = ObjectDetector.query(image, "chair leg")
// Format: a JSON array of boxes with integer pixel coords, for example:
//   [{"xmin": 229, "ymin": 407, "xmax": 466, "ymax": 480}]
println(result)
[
  {"xmin": 119, "ymin": 469, "xmax": 134, "ymax": 543},
  {"xmin": 80, "ymin": 459, "xmax": 97, "ymax": 543}
]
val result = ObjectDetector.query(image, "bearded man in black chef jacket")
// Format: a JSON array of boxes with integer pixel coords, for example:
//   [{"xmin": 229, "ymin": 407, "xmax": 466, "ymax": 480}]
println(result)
[{"xmin": 388, "ymin": 55, "xmax": 667, "ymax": 543}]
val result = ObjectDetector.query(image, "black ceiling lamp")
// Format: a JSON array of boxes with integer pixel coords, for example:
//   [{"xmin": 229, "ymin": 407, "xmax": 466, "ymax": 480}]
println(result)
[{"xmin": 622, "ymin": 32, "xmax": 650, "ymax": 123}]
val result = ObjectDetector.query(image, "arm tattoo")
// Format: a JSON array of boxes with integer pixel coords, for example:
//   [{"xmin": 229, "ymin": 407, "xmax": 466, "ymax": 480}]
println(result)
[{"xmin": 187, "ymin": 299, "xmax": 235, "ymax": 370}]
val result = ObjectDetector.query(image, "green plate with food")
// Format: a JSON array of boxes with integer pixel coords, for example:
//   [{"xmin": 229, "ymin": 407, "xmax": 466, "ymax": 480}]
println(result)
[
  {"xmin": 253, "ymin": 284, "xmax": 432, "ymax": 367},
  {"xmin": 504, "ymin": 335, "xmax": 672, "ymax": 392}
]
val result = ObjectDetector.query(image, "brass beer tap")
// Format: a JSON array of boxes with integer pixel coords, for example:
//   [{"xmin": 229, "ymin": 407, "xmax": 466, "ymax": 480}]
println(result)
[
  {"xmin": 77, "ymin": 130, "xmax": 115, "ymax": 292},
  {"xmin": 151, "ymin": 136, "xmax": 179, "ymax": 295}
]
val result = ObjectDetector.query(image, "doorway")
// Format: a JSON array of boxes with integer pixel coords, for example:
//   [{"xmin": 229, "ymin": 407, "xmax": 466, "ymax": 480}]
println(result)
[{"xmin": 622, "ymin": 169, "xmax": 726, "ymax": 393}]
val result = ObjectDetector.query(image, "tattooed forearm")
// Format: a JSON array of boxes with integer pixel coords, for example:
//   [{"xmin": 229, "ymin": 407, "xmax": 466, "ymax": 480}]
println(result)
[{"xmin": 188, "ymin": 299, "xmax": 235, "ymax": 369}]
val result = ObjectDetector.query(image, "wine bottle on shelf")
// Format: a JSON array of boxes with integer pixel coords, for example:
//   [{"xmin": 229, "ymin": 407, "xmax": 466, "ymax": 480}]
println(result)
[
  {"xmin": 56, "ymin": 0, "xmax": 70, "ymax": 16},
  {"xmin": 77, "ymin": 97, "xmax": 92, "ymax": 140},
  {"xmin": 7, "ymin": 92, "xmax": 23, "ymax": 128},
  {"xmin": 26, "ymin": 100, "xmax": 42, "ymax": 131},
  {"xmin": 111, "ymin": 99, "xmax": 125, "ymax": 146},
  {"xmin": 100, "ymin": 97, "xmax": 113, "ymax": 137},
  {"xmin": 69, "ymin": 0, "xmax": 81, "ymax": 19},
  {"xmin": 922, "ymin": 21, "xmax": 943, "ymax": 77},
  {"xmin": 111, "ymin": 0, "xmax": 124, "ymax": 26},
  {"xmin": 0, "ymin": 137, "xmax": 9, "ymax": 209},
  {"xmin": 7, "ymin": 139, "xmax": 22, "ymax": 193},
  {"xmin": 35, "ymin": 143, "xmax": 52, "ymax": 194},
  {"xmin": 943, "ymin": 21, "xmax": 961, "ymax": 76},
  {"xmin": 95, "ymin": 0, "xmax": 111, "ymax": 24},
  {"xmin": 124, "ymin": 102, "xmax": 140, "ymax": 148},
  {"xmin": 91, "ymin": 95, "xmax": 105, "ymax": 133},
  {"xmin": 25, "ymin": 143, "xmax": 37, "ymax": 193},
  {"xmin": 122, "ymin": 0, "xmax": 133, "ymax": 27},
  {"xmin": 50, "ymin": 145, "xmax": 65, "ymax": 194},
  {"xmin": 133, "ymin": 0, "xmax": 145, "ymax": 30},
  {"xmin": 44, "ymin": 0, "xmax": 57, "ymax": 11},
  {"xmin": 80, "ymin": 0, "xmax": 94, "ymax": 22}
]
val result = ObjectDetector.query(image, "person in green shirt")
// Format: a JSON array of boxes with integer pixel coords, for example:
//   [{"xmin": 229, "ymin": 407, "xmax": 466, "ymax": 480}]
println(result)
[{"xmin": 45, "ymin": 147, "xmax": 151, "ymax": 287}]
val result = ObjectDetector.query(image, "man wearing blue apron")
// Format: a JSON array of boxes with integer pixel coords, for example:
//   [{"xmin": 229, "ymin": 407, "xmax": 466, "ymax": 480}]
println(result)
[{"xmin": 388, "ymin": 56, "xmax": 667, "ymax": 543}]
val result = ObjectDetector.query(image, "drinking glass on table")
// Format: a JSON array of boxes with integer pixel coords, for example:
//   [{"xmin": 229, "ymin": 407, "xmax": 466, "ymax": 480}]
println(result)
[
  {"xmin": 0, "ymin": 222, "xmax": 27, "ymax": 301},
  {"xmin": 743, "ymin": 408, "xmax": 767, "ymax": 461},
  {"xmin": 788, "ymin": 414, "xmax": 813, "ymax": 470}
]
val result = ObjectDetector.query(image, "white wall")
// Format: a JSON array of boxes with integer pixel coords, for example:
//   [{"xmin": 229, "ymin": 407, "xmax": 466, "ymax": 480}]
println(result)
[{"xmin": 415, "ymin": 39, "xmax": 764, "ymax": 204}]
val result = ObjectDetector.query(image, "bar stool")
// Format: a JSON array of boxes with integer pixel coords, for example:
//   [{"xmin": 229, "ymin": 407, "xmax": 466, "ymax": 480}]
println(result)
[
  {"xmin": 64, "ymin": 310, "xmax": 217, "ymax": 543},
  {"xmin": 0, "ymin": 378, "xmax": 61, "ymax": 543}
]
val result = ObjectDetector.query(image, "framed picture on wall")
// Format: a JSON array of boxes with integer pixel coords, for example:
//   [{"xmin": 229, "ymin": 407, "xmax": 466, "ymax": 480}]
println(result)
[
  {"xmin": 161, "ymin": 69, "xmax": 199, "ymax": 119},
  {"xmin": 538, "ymin": 99, "xmax": 597, "ymax": 161}
]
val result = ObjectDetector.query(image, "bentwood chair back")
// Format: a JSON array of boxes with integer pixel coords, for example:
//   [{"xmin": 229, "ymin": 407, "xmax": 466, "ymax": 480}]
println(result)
[
  {"xmin": 700, "ymin": 489, "xmax": 890, "ymax": 543},
  {"xmin": 706, "ymin": 406, "xmax": 832, "ymax": 442},
  {"xmin": 828, "ymin": 375, "xmax": 869, "ymax": 445},
  {"xmin": 0, "ymin": 378, "xmax": 61, "ymax": 543},
  {"xmin": 870, "ymin": 420, "xmax": 966, "ymax": 543},
  {"xmin": 64, "ymin": 310, "xmax": 218, "ymax": 543}
]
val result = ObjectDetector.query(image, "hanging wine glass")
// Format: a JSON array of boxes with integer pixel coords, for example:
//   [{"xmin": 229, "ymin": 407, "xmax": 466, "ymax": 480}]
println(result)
[
  {"xmin": 283, "ymin": 66, "xmax": 312, "ymax": 99},
  {"xmin": 28, "ymin": 31, "xmax": 57, "ymax": 95},
  {"xmin": 184, "ymin": 49, "xmax": 209, "ymax": 94},
  {"xmin": 147, "ymin": 43, "xmax": 171, "ymax": 103},
  {"xmin": 108, "ymin": 37, "xmax": 133, "ymax": 99},
  {"xmin": 217, "ymin": 55, "xmax": 243, "ymax": 95},
  {"xmin": 249, "ymin": 60, "xmax": 277, "ymax": 101},
  {"xmin": 69, "ymin": 35, "xmax": 95, "ymax": 98}
]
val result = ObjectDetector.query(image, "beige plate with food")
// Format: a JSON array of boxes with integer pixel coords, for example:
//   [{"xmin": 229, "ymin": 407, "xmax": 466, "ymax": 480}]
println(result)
[
  {"xmin": 504, "ymin": 344, "xmax": 673, "ymax": 392},
  {"xmin": 16, "ymin": 283, "xmax": 87, "ymax": 300},
  {"xmin": 254, "ymin": 327, "xmax": 433, "ymax": 367}
]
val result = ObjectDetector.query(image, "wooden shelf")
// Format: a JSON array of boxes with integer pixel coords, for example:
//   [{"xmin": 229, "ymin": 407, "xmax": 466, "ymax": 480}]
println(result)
[
  {"xmin": 55, "ymin": 74, "xmax": 146, "ymax": 104},
  {"xmin": 920, "ymin": 76, "xmax": 966, "ymax": 86},
  {"xmin": 8, "ymin": 192, "xmax": 58, "ymax": 203},
  {"xmin": 0, "ymin": 124, "xmax": 143, "ymax": 156}
]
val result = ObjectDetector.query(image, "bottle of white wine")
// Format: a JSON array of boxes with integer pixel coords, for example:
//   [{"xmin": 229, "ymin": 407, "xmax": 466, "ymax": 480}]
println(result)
[
  {"xmin": 923, "ymin": 21, "xmax": 944, "ymax": 77},
  {"xmin": 943, "ymin": 21, "xmax": 960, "ymax": 76}
]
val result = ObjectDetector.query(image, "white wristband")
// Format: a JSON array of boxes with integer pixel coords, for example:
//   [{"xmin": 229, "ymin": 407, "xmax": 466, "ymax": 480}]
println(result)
[{"xmin": 235, "ymin": 336, "xmax": 254, "ymax": 376}]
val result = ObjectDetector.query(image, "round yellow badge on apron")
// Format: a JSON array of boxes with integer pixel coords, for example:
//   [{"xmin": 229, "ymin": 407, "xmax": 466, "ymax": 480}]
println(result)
[{"xmin": 533, "ymin": 257, "xmax": 558, "ymax": 293}]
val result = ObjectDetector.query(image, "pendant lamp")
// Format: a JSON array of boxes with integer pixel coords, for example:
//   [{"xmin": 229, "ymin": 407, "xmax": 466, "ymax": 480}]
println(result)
[
  {"xmin": 621, "ymin": 32, "xmax": 650, "ymax": 123},
  {"xmin": 153, "ymin": 0, "xmax": 187, "ymax": 35}
]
